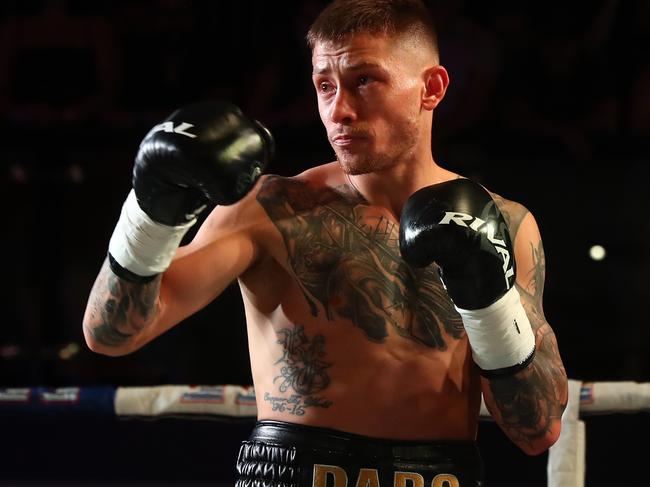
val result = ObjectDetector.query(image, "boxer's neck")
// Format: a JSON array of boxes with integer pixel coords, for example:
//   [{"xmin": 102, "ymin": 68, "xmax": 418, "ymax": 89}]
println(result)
[{"xmin": 344, "ymin": 157, "xmax": 457, "ymax": 219}]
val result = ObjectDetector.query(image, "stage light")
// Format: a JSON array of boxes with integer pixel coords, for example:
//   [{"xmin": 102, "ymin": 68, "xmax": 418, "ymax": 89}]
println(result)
[{"xmin": 589, "ymin": 244, "xmax": 606, "ymax": 261}]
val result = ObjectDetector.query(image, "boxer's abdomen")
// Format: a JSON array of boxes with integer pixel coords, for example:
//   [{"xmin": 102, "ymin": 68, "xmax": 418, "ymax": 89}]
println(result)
[{"xmin": 242, "ymin": 262, "xmax": 481, "ymax": 441}]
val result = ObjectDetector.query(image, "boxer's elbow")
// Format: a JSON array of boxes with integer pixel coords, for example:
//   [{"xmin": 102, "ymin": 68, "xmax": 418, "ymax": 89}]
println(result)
[
  {"xmin": 84, "ymin": 337, "xmax": 133, "ymax": 357},
  {"xmin": 82, "ymin": 321, "xmax": 139, "ymax": 357},
  {"xmin": 518, "ymin": 419, "xmax": 562, "ymax": 456}
]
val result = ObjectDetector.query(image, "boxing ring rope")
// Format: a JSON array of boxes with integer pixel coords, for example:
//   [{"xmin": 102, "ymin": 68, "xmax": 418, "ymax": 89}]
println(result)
[{"xmin": 2, "ymin": 380, "xmax": 649, "ymax": 486}]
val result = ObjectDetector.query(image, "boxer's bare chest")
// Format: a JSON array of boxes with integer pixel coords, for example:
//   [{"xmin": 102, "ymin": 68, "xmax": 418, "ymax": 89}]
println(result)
[{"xmin": 255, "ymin": 175, "xmax": 464, "ymax": 350}]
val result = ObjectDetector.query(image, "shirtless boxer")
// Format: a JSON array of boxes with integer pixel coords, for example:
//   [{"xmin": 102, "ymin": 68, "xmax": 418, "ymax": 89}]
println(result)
[{"xmin": 83, "ymin": 1, "xmax": 568, "ymax": 485}]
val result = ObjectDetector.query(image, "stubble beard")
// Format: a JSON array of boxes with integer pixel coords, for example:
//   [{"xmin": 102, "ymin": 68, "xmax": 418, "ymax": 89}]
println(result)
[
  {"xmin": 334, "ymin": 123, "xmax": 419, "ymax": 176},
  {"xmin": 335, "ymin": 151, "xmax": 394, "ymax": 175}
]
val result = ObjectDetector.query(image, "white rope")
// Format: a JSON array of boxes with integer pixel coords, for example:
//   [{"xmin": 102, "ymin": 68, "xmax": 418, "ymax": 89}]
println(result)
[
  {"xmin": 114, "ymin": 381, "xmax": 650, "ymax": 418},
  {"xmin": 579, "ymin": 381, "xmax": 650, "ymax": 414},
  {"xmin": 115, "ymin": 384, "xmax": 257, "ymax": 417}
]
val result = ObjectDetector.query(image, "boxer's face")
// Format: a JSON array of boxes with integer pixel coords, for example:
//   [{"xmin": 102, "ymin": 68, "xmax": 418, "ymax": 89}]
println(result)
[{"xmin": 312, "ymin": 32, "xmax": 439, "ymax": 175}]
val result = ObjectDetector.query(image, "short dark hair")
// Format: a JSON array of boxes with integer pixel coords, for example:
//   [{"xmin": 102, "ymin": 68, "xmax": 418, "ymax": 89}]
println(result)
[{"xmin": 306, "ymin": 0, "xmax": 439, "ymax": 60}]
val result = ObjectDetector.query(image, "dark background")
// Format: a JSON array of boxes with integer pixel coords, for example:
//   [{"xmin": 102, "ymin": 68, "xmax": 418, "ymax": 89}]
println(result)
[{"xmin": 0, "ymin": 0, "xmax": 648, "ymax": 485}]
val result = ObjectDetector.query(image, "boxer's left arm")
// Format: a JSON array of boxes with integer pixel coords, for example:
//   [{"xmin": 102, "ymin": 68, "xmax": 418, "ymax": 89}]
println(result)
[
  {"xmin": 480, "ymin": 200, "xmax": 568, "ymax": 456},
  {"xmin": 399, "ymin": 181, "xmax": 568, "ymax": 456}
]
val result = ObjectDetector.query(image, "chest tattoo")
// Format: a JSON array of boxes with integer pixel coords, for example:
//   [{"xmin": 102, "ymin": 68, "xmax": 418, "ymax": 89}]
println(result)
[{"xmin": 257, "ymin": 176, "xmax": 464, "ymax": 349}]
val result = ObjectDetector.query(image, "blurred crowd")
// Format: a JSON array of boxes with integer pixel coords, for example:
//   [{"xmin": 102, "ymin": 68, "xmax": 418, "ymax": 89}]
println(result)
[
  {"xmin": 1, "ymin": 0, "xmax": 647, "ymax": 155},
  {"xmin": 1, "ymin": 0, "xmax": 648, "ymax": 387}
]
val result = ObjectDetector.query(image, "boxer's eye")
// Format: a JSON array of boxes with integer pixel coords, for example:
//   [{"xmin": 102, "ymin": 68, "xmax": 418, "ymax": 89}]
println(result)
[
  {"xmin": 358, "ymin": 76, "xmax": 370, "ymax": 86},
  {"xmin": 319, "ymin": 82, "xmax": 334, "ymax": 94}
]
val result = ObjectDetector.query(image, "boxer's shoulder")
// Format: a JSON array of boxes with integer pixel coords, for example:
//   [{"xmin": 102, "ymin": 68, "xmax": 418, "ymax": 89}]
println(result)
[{"xmin": 256, "ymin": 163, "xmax": 359, "ymax": 214}]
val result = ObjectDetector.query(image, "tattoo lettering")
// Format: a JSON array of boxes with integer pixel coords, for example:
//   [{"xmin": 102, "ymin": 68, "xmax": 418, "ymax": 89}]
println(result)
[
  {"xmin": 264, "ymin": 393, "xmax": 306, "ymax": 415},
  {"xmin": 263, "ymin": 393, "xmax": 332, "ymax": 416},
  {"xmin": 257, "ymin": 176, "xmax": 464, "ymax": 349},
  {"xmin": 264, "ymin": 324, "xmax": 333, "ymax": 415}
]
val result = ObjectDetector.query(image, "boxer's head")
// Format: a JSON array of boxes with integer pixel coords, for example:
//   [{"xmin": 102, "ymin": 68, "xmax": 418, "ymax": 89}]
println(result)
[{"xmin": 307, "ymin": 0, "xmax": 448, "ymax": 175}]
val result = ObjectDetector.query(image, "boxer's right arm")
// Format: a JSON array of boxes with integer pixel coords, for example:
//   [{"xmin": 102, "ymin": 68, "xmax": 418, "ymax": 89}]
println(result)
[
  {"xmin": 82, "ymin": 101, "xmax": 273, "ymax": 356},
  {"xmin": 83, "ymin": 258, "xmax": 162, "ymax": 355},
  {"xmin": 83, "ymin": 191, "xmax": 264, "ymax": 356}
]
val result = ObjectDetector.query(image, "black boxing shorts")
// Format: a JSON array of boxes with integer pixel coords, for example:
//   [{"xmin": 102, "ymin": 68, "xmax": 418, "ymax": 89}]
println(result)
[{"xmin": 236, "ymin": 421, "xmax": 484, "ymax": 487}]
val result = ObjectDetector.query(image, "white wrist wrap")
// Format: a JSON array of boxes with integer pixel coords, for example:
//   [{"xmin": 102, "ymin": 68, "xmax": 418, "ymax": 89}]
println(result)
[
  {"xmin": 108, "ymin": 190, "xmax": 196, "ymax": 277},
  {"xmin": 455, "ymin": 286, "xmax": 535, "ymax": 371}
]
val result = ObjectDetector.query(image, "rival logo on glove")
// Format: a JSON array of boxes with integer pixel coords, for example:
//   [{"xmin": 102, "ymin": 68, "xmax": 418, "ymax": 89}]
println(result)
[
  {"xmin": 438, "ymin": 211, "xmax": 515, "ymax": 289},
  {"xmin": 145, "ymin": 121, "xmax": 198, "ymax": 139}
]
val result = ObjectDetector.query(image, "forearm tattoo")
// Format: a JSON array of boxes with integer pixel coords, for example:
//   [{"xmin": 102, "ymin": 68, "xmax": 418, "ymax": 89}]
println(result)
[
  {"xmin": 256, "ymin": 176, "xmax": 464, "ymax": 350},
  {"xmin": 85, "ymin": 259, "xmax": 161, "ymax": 347},
  {"xmin": 489, "ymin": 200, "xmax": 567, "ymax": 448}
]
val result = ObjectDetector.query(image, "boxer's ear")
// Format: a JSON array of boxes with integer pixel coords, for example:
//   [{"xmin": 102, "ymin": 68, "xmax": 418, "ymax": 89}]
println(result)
[{"xmin": 421, "ymin": 65, "xmax": 449, "ymax": 111}]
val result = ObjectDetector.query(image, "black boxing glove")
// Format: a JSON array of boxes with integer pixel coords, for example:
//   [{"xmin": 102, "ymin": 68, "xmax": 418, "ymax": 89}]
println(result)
[
  {"xmin": 399, "ymin": 178, "xmax": 535, "ymax": 377},
  {"xmin": 108, "ymin": 101, "xmax": 274, "ymax": 282}
]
